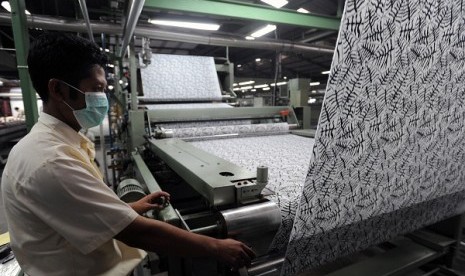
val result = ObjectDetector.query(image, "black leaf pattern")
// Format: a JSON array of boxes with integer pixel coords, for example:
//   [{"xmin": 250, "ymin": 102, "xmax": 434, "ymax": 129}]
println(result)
[{"xmin": 284, "ymin": 0, "xmax": 465, "ymax": 274}]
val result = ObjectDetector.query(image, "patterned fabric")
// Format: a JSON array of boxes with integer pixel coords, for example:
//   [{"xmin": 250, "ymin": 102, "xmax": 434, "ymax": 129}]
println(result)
[
  {"xmin": 285, "ymin": 0, "xmax": 465, "ymax": 274},
  {"xmin": 159, "ymin": 120, "xmax": 252, "ymax": 130},
  {"xmin": 146, "ymin": 103, "xmax": 252, "ymax": 129},
  {"xmin": 172, "ymin": 123, "xmax": 290, "ymax": 139},
  {"xmin": 191, "ymin": 134, "xmax": 315, "ymax": 252},
  {"xmin": 145, "ymin": 103, "xmax": 232, "ymax": 110},
  {"xmin": 284, "ymin": 191, "xmax": 465, "ymax": 275},
  {"xmin": 140, "ymin": 54, "xmax": 222, "ymax": 102}
]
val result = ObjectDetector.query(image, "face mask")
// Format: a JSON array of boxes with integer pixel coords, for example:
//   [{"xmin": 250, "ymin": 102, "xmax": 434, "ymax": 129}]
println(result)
[{"xmin": 60, "ymin": 80, "xmax": 109, "ymax": 129}]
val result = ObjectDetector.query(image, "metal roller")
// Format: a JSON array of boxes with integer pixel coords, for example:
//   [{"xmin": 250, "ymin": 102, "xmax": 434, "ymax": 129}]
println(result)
[
  {"xmin": 220, "ymin": 200, "xmax": 282, "ymax": 256},
  {"xmin": 116, "ymin": 178, "xmax": 147, "ymax": 203},
  {"xmin": 168, "ymin": 123, "xmax": 292, "ymax": 141},
  {"xmin": 238, "ymin": 254, "xmax": 285, "ymax": 276}
]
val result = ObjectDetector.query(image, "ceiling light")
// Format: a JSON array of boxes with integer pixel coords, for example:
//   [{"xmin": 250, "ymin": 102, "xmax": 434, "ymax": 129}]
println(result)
[
  {"xmin": 233, "ymin": 83, "xmax": 238, "ymax": 86},
  {"xmin": 1, "ymin": 1, "xmax": 31, "ymax": 14},
  {"xmin": 270, "ymin": 82, "xmax": 287, "ymax": 86},
  {"xmin": 0, "ymin": 80, "xmax": 3, "ymax": 86},
  {"xmin": 260, "ymin": 0, "xmax": 288, "ymax": 8},
  {"xmin": 262, "ymin": 87, "xmax": 271, "ymax": 91},
  {"xmin": 309, "ymin": 82, "xmax": 320, "ymax": 86},
  {"xmin": 297, "ymin": 8, "xmax": 310, "ymax": 13},
  {"xmin": 255, "ymin": 58, "xmax": 261, "ymax": 62},
  {"xmin": 107, "ymin": 85, "xmax": 114, "ymax": 90},
  {"xmin": 239, "ymin": 80, "xmax": 255, "ymax": 85},
  {"xmin": 311, "ymin": 90, "xmax": 317, "ymax": 93},
  {"xmin": 241, "ymin": 86, "xmax": 253, "ymax": 90},
  {"xmin": 250, "ymin": 24, "xmax": 276, "ymax": 38},
  {"xmin": 251, "ymin": 89, "xmax": 256, "ymax": 92},
  {"xmin": 245, "ymin": 36, "xmax": 255, "ymax": 40},
  {"xmin": 1, "ymin": 1, "xmax": 10, "ymax": 12},
  {"xmin": 254, "ymin": 84, "xmax": 269, "ymax": 89},
  {"xmin": 233, "ymin": 87, "xmax": 241, "ymax": 91},
  {"xmin": 148, "ymin": 19, "xmax": 220, "ymax": 31},
  {"xmin": 321, "ymin": 71, "xmax": 330, "ymax": 74},
  {"xmin": 283, "ymin": 76, "xmax": 287, "ymax": 79},
  {"xmin": 237, "ymin": 64, "xmax": 242, "ymax": 68},
  {"xmin": 308, "ymin": 98, "xmax": 317, "ymax": 103}
]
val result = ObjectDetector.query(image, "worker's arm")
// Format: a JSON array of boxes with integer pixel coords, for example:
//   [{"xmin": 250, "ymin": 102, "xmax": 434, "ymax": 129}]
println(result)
[
  {"xmin": 115, "ymin": 216, "xmax": 255, "ymax": 269},
  {"xmin": 128, "ymin": 191, "xmax": 170, "ymax": 215}
]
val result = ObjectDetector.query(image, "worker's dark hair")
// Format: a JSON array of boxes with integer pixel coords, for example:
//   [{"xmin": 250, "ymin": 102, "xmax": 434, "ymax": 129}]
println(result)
[{"xmin": 27, "ymin": 32, "xmax": 108, "ymax": 103}]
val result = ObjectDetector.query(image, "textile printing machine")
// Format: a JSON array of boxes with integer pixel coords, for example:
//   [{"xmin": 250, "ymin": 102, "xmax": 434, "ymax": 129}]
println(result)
[{"xmin": 118, "ymin": 106, "xmax": 303, "ymax": 275}]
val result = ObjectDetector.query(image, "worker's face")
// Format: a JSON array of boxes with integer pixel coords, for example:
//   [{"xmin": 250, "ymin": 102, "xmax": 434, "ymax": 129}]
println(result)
[{"xmin": 60, "ymin": 65, "xmax": 107, "ymax": 131}]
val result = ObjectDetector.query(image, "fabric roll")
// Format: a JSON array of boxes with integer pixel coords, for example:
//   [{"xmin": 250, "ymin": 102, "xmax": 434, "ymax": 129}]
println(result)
[
  {"xmin": 145, "ymin": 103, "xmax": 232, "ymax": 110},
  {"xmin": 171, "ymin": 123, "xmax": 289, "ymax": 140},
  {"xmin": 159, "ymin": 120, "xmax": 253, "ymax": 130}
]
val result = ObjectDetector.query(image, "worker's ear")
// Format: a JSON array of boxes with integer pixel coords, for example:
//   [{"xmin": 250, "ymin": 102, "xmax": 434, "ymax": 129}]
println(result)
[{"xmin": 48, "ymin": 78, "xmax": 64, "ymax": 102}]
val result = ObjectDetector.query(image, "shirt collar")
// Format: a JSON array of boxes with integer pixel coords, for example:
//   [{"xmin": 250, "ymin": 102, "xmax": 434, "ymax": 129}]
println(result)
[{"xmin": 38, "ymin": 112, "xmax": 90, "ymax": 149}]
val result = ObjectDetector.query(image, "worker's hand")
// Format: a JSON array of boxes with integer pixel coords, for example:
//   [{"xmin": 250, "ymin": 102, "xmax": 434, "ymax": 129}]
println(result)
[
  {"xmin": 213, "ymin": 239, "xmax": 256, "ymax": 270},
  {"xmin": 129, "ymin": 191, "xmax": 170, "ymax": 215}
]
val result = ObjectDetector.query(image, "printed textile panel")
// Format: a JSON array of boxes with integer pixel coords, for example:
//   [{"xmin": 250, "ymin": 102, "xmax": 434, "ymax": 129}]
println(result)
[
  {"xmin": 140, "ymin": 54, "xmax": 222, "ymax": 102},
  {"xmin": 191, "ymin": 134, "xmax": 315, "ymax": 252},
  {"xmin": 285, "ymin": 0, "xmax": 465, "ymax": 274}
]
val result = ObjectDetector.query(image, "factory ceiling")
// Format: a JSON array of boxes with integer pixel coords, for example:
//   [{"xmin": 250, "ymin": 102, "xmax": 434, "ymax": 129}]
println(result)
[{"xmin": 0, "ymin": 0, "xmax": 343, "ymax": 85}]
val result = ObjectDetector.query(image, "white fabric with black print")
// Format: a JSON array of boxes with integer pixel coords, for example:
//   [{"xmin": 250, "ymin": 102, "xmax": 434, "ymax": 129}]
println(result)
[
  {"xmin": 140, "ymin": 54, "xmax": 222, "ymax": 102},
  {"xmin": 284, "ymin": 0, "xmax": 465, "ymax": 274},
  {"xmin": 191, "ymin": 134, "xmax": 315, "ymax": 252}
]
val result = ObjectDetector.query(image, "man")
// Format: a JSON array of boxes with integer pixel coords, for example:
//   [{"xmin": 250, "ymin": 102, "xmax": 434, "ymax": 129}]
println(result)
[{"xmin": 1, "ymin": 32, "xmax": 255, "ymax": 275}]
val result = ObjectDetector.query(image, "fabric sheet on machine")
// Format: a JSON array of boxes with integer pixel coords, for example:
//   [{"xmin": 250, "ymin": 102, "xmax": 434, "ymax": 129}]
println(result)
[
  {"xmin": 140, "ymin": 54, "xmax": 223, "ymax": 102},
  {"xmin": 283, "ymin": 0, "xmax": 465, "ymax": 274},
  {"xmin": 140, "ymin": 54, "xmax": 247, "ymax": 130},
  {"xmin": 191, "ymin": 134, "xmax": 315, "ymax": 251}
]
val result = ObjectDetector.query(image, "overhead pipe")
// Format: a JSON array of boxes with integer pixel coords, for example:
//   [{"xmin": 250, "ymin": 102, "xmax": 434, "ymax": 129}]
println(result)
[
  {"xmin": 77, "ymin": 1, "xmax": 108, "ymax": 184},
  {"xmin": 299, "ymin": 31, "xmax": 336, "ymax": 44},
  {"xmin": 118, "ymin": 0, "xmax": 145, "ymax": 57},
  {"xmin": 77, "ymin": 0, "xmax": 94, "ymax": 42},
  {"xmin": 0, "ymin": 13, "xmax": 334, "ymax": 54}
]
